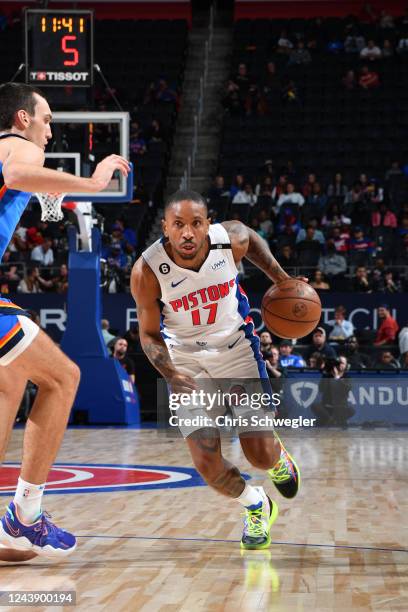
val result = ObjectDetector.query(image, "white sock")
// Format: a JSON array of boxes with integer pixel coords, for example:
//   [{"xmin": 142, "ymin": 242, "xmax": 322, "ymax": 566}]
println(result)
[
  {"xmin": 236, "ymin": 483, "xmax": 264, "ymax": 508},
  {"xmin": 14, "ymin": 477, "xmax": 45, "ymax": 524}
]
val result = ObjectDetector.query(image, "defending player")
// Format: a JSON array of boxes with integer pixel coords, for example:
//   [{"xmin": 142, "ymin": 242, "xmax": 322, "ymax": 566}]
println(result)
[
  {"xmin": 0, "ymin": 82, "xmax": 130, "ymax": 559},
  {"xmin": 131, "ymin": 190, "xmax": 301, "ymax": 550}
]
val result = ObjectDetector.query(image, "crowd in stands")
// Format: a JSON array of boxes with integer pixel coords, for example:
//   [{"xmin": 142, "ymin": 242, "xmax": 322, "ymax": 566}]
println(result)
[
  {"xmin": 224, "ymin": 9, "xmax": 408, "ymax": 117},
  {"xmin": 3, "ymin": 161, "xmax": 408, "ymax": 296},
  {"xmin": 214, "ymin": 11, "xmax": 408, "ymax": 289},
  {"xmin": 101, "ymin": 319, "xmax": 141, "ymax": 383},
  {"xmin": 1, "ymin": 10, "xmax": 408, "ymax": 316},
  {"xmin": 207, "ymin": 162, "xmax": 408, "ymax": 290},
  {"xmin": 0, "ymin": 206, "xmax": 144, "ymax": 294},
  {"xmin": 259, "ymin": 303, "xmax": 407, "ymax": 372}
]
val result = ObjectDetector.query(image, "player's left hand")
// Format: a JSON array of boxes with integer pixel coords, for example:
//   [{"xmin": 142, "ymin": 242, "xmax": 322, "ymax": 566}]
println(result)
[{"xmin": 294, "ymin": 276, "xmax": 309, "ymax": 283}]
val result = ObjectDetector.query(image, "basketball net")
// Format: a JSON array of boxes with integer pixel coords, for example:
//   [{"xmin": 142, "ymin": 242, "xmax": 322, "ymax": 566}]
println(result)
[
  {"xmin": 35, "ymin": 192, "xmax": 67, "ymax": 222},
  {"xmin": 35, "ymin": 194, "xmax": 94, "ymax": 251}
]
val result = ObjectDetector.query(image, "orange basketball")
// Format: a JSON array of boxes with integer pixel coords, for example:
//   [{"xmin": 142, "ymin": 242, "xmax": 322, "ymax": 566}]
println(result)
[{"xmin": 261, "ymin": 279, "xmax": 322, "ymax": 339}]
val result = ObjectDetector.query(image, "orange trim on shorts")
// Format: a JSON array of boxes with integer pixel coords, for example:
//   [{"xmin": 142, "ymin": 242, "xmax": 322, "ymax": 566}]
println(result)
[
  {"xmin": 0, "ymin": 321, "xmax": 22, "ymax": 349},
  {"xmin": 0, "ymin": 185, "xmax": 7, "ymax": 200},
  {"xmin": 0, "ymin": 299, "xmax": 20, "ymax": 308}
]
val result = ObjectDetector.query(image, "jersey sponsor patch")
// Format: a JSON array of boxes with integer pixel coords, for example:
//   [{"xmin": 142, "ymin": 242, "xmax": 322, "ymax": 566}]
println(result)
[{"xmin": 211, "ymin": 259, "xmax": 226, "ymax": 271}]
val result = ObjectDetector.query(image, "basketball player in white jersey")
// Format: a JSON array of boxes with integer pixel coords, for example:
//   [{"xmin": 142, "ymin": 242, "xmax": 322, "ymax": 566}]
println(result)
[
  {"xmin": 131, "ymin": 190, "xmax": 302, "ymax": 550},
  {"xmin": 0, "ymin": 82, "xmax": 130, "ymax": 560}
]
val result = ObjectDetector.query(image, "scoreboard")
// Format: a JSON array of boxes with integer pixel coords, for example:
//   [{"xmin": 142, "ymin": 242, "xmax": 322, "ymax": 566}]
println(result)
[{"xmin": 25, "ymin": 10, "xmax": 94, "ymax": 87}]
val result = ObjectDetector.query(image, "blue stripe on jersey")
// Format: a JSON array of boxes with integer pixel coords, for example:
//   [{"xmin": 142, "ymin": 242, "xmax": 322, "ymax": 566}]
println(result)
[
  {"xmin": 235, "ymin": 276, "xmax": 250, "ymax": 320},
  {"xmin": 235, "ymin": 277, "xmax": 269, "ymax": 379},
  {"xmin": 0, "ymin": 162, "xmax": 32, "ymax": 263},
  {"xmin": 240, "ymin": 318, "xmax": 269, "ymax": 379},
  {"xmin": 240, "ymin": 317, "xmax": 276, "ymax": 410}
]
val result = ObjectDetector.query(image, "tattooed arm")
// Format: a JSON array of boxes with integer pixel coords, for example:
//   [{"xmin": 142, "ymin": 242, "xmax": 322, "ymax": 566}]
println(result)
[
  {"xmin": 130, "ymin": 257, "xmax": 196, "ymax": 392},
  {"xmin": 222, "ymin": 220, "xmax": 291, "ymax": 284}
]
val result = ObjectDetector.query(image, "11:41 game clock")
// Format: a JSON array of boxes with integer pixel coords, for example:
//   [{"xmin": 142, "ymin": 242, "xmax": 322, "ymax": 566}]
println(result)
[{"xmin": 25, "ymin": 10, "xmax": 94, "ymax": 87}]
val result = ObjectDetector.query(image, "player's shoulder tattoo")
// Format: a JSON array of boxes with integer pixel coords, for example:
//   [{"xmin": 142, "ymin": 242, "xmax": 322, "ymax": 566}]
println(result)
[{"xmin": 222, "ymin": 220, "xmax": 249, "ymax": 247}]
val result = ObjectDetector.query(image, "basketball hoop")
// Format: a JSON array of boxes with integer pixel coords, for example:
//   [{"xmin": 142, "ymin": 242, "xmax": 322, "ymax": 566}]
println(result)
[
  {"xmin": 35, "ymin": 192, "xmax": 67, "ymax": 222},
  {"xmin": 34, "ymin": 193, "xmax": 93, "ymax": 250}
]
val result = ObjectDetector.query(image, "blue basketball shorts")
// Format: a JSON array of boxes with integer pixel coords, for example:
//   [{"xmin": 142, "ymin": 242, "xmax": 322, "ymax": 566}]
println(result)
[{"xmin": 0, "ymin": 298, "xmax": 39, "ymax": 366}]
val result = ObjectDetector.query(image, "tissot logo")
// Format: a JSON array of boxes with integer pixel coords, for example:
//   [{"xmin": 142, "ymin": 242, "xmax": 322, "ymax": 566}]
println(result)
[
  {"xmin": 211, "ymin": 259, "xmax": 226, "ymax": 271},
  {"xmin": 30, "ymin": 71, "xmax": 89, "ymax": 82}
]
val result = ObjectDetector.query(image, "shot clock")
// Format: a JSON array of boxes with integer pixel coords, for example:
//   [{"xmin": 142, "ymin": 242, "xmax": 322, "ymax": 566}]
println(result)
[{"xmin": 25, "ymin": 10, "xmax": 94, "ymax": 87}]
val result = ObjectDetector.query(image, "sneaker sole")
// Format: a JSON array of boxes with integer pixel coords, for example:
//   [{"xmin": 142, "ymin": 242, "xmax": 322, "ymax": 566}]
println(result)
[
  {"xmin": 240, "ymin": 499, "xmax": 279, "ymax": 551},
  {"xmin": 0, "ymin": 524, "xmax": 76, "ymax": 560}
]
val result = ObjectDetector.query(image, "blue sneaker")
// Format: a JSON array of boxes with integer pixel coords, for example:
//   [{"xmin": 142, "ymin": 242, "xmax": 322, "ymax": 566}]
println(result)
[{"xmin": 0, "ymin": 502, "xmax": 76, "ymax": 559}]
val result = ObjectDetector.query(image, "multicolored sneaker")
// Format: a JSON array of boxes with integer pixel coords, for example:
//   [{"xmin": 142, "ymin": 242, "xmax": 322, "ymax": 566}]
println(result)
[
  {"xmin": 0, "ymin": 502, "xmax": 76, "ymax": 559},
  {"xmin": 268, "ymin": 433, "xmax": 300, "ymax": 499},
  {"xmin": 240, "ymin": 486, "xmax": 279, "ymax": 550}
]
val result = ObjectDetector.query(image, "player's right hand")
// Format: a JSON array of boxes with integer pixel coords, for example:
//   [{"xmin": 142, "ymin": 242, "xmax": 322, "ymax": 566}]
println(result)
[
  {"xmin": 168, "ymin": 373, "xmax": 197, "ymax": 394},
  {"xmin": 91, "ymin": 154, "xmax": 130, "ymax": 192}
]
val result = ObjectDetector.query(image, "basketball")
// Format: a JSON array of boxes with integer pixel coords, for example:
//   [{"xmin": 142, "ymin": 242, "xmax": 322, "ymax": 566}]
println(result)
[{"xmin": 261, "ymin": 279, "xmax": 321, "ymax": 339}]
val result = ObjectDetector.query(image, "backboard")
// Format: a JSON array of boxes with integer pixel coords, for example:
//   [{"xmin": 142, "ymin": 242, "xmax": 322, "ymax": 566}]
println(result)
[{"xmin": 41, "ymin": 111, "xmax": 132, "ymax": 202}]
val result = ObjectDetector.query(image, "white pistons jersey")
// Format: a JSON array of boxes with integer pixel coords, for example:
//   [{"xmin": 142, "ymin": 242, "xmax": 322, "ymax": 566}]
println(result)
[{"xmin": 142, "ymin": 224, "xmax": 252, "ymax": 349}]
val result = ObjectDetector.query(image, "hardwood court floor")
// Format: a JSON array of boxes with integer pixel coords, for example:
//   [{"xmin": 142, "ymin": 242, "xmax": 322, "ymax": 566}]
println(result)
[{"xmin": 1, "ymin": 428, "xmax": 407, "ymax": 611}]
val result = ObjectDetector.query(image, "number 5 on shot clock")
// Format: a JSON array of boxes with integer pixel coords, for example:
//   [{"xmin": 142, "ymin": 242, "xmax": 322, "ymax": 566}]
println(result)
[{"xmin": 25, "ymin": 9, "xmax": 94, "ymax": 87}]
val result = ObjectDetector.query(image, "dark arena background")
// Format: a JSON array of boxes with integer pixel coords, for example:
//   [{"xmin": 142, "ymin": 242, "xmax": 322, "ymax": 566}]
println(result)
[{"xmin": 0, "ymin": 0, "xmax": 408, "ymax": 610}]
